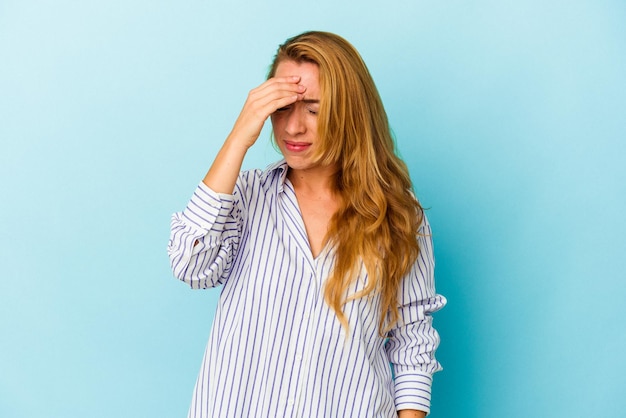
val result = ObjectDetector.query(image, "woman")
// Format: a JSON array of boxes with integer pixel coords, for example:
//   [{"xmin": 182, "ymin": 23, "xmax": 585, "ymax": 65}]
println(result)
[{"xmin": 168, "ymin": 31, "xmax": 445, "ymax": 418}]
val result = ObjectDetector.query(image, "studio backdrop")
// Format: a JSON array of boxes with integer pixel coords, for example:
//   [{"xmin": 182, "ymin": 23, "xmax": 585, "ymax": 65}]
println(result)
[{"xmin": 1, "ymin": 1, "xmax": 624, "ymax": 417}]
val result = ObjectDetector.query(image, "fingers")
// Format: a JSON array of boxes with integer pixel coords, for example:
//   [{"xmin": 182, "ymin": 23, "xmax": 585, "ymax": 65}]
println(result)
[
  {"xmin": 228, "ymin": 76, "xmax": 307, "ymax": 149},
  {"xmin": 248, "ymin": 76, "xmax": 306, "ymax": 114},
  {"xmin": 254, "ymin": 75, "xmax": 303, "ymax": 97}
]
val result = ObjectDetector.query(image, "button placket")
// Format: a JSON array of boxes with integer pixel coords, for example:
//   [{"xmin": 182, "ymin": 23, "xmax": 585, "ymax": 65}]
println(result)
[{"xmin": 282, "ymin": 272, "xmax": 318, "ymax": 417}]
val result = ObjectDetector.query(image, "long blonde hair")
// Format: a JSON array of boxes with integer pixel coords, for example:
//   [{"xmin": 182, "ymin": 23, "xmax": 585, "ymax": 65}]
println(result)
[{"xmin": 268, "ymin": 31, "xmax": 424, "ymax": 335}]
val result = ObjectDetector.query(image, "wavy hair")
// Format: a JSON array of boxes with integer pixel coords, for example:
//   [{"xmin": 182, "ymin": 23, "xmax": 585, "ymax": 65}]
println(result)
[{"xmin": 268, "ymin": 31, "xmax": 424, "ymax": 335}]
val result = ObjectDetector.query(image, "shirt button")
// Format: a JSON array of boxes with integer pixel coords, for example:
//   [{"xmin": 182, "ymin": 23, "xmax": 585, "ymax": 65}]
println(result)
[
  {"xmin": 295, "ymin": 354, "xmax": 303, "ymax": 361},
  {"xmin": 287, "ymin": 399, "xmax": 295, "ymax": 406},
  {"xmin": 303, "ymin": 313, "xmax": 310, "ymax": 320}
]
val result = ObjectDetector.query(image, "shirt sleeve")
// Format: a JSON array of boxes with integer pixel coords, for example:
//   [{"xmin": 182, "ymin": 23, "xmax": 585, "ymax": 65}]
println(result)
[
  {"xmin": 167, "ymin": 180, "xmax": 245, "ymax": 289},
  {"xmin": 385, "ymin": 215, "xmax": 446, "ymax": 415}
]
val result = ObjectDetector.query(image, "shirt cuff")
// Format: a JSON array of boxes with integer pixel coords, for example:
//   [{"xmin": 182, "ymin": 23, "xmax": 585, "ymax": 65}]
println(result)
[
  {"xmin": 181, "ymin": 182, "xmax": 234, "ymax": 231},
  {"xmin": 394, "ymin": 371, "xmax": 433, "ymax": 415}
]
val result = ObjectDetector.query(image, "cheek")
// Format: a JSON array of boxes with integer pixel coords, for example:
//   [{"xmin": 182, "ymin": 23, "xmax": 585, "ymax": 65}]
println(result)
[{"xmin": 308, "ymin": 119, "xmax": 319, "ymax": 135}]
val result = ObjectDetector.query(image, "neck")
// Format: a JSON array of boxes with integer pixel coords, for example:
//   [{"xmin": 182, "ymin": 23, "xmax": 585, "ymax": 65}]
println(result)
[{"xmin": 287, "ymin": 164, "xmax": 339, "ymax": 195}]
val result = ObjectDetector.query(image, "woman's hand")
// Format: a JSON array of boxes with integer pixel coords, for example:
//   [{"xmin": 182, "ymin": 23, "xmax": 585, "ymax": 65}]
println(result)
[{"xmin": 227, "ymin": 76, "xmax": 306, "ymax": 150}]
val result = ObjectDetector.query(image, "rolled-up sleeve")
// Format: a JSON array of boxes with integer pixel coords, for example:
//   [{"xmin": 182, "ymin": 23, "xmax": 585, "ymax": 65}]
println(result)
[
  {"xmin": 385, "ymin": 216, "xmax": 446, "ymax": 415},
  {"xmin": 167, "ymin": 181, "xmax": 243, "ymax": 289}
]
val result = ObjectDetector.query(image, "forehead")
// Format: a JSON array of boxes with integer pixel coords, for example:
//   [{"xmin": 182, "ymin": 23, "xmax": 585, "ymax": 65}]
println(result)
[{"xmin": 275, "ymin": 60, "xmax": 320, "ymax": 95}]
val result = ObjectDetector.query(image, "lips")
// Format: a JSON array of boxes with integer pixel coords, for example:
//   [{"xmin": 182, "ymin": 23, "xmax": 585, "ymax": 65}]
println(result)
[{"xmin": 284, "ymin": 141, "xmax": 311, "ymax": 152}]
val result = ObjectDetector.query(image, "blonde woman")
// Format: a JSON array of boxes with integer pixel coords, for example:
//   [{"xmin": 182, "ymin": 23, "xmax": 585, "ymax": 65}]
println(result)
[{"xmin": 168, "ymin": 31, "xmax": 446, "ymax": 418}]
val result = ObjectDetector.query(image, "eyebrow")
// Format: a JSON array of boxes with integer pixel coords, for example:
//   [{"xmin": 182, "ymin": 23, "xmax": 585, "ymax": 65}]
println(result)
[{"xmin": 302, "ymin": 99, "xmax": 320, "ymax": 104}]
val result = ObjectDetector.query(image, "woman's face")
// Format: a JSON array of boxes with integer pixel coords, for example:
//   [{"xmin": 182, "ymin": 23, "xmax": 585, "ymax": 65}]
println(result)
[{"xmin": 271, "ymin": 60, "xmax": 324, "ymax": 174}]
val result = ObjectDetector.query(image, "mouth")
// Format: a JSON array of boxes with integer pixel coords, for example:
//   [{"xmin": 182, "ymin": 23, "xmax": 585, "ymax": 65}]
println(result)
[{"xmin": 284, "ymin": 141, "xmax": 312, "ymax": 152}]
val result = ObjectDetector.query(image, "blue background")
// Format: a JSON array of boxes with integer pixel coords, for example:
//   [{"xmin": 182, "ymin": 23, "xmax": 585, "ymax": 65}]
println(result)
[{"xmin": 1, "ymin": 1, "xmax": 625, "ymax": 417}]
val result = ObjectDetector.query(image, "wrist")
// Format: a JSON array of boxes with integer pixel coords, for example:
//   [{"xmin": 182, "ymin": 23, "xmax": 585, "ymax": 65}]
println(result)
[{"xmin": 224, "ymin": 134, "xmax": 253, "ymax": 153}]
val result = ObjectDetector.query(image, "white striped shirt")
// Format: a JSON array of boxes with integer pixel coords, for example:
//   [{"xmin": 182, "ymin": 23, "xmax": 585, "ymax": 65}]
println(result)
[{"xmin": 168, "ymin": 160, "xmax": 446, "ymax": 417}]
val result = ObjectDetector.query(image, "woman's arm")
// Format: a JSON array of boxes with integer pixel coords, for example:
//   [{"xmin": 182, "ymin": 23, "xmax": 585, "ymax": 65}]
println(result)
[
  {"xmin": 168, "ymin": 182, "xmax": 241, "ymax": 288},
  {"xmin": 168, "ymin": 76, "xmax": 306, "ymax": 287},
  {"xmin": 202, "ymin": 75, "xmax": 305, "ymax": 194},
  {"xmin": 386, "ymin": 215, "xmax": 446, "ymax": 415}
]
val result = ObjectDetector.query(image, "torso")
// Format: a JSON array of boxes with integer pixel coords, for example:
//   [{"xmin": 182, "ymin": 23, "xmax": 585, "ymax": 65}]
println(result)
[{"xmin": 181, "ymin": 164, "xmax": 414, "ymax": 417}]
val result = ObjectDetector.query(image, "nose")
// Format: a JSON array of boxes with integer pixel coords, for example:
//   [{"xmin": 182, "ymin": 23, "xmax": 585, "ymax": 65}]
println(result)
[{"xmin": 284, "ymin": 107, "xmax": 306, "ymax": 136}]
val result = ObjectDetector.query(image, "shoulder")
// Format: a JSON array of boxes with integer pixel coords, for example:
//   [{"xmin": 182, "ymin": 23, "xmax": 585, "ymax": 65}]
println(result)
[{"xmin": 235, "ymin": 159, "xmax": 288, "ymax": 196}]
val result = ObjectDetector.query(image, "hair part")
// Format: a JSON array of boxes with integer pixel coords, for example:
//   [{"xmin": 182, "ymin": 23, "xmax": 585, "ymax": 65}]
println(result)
[{"xmin": 269, "ymin": 31, "xmax": 424, "ymax": 335}]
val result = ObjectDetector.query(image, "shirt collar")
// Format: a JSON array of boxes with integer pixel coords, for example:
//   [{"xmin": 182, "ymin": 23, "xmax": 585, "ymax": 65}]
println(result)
[{"xmin": 262, "ymin": 159, "xmax": 289, "ymax": 193}]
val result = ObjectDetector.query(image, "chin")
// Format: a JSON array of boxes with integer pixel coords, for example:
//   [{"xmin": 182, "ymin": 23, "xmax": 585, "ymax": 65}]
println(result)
[
  {"xmin": 285, "ymin": 160, "xmax": 312, "ymax": 171},
  {"xmin": 282, "ymin": 155, "xmax": 314, "ymax": 170}
]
